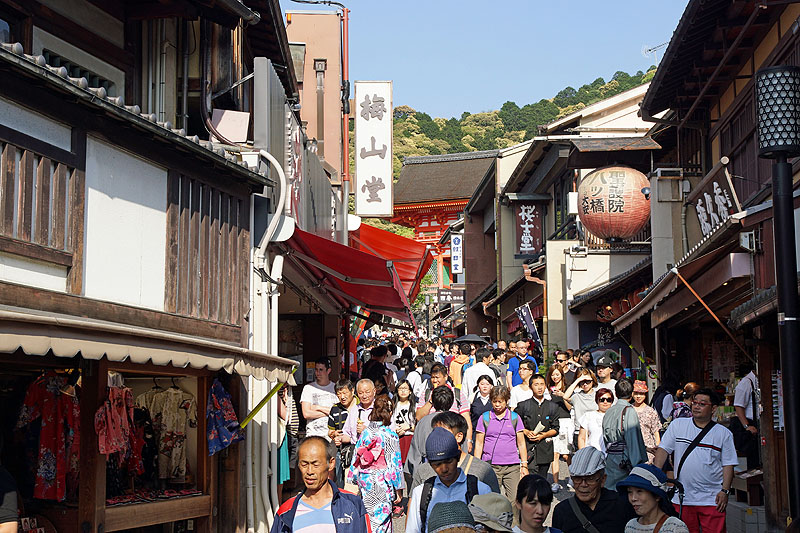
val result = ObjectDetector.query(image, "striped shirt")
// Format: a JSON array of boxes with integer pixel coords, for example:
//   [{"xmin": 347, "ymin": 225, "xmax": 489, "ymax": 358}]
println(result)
[{"xmin": 292, "ymin": 499, "xmax": 337, "ymax": 533}]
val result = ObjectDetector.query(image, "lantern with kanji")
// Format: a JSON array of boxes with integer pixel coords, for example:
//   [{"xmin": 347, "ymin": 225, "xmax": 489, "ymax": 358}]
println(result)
[{"xmin": 577, "ymin": 166, "xmax": 650, "ymax": 241}]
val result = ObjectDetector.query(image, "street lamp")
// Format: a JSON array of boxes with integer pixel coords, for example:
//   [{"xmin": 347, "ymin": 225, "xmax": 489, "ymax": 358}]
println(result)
[{"xmin": 756, "ymin": 64, "xmax": 800, "ymax": 518}]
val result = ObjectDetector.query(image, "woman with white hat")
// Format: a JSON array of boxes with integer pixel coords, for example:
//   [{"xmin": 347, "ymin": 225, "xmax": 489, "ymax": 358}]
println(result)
[
  {"xmin": 617, "ymin": 464, "xmax": 689, "ymax": 533},
  {"xmin": 468, "ymin": 493, "xmax": 514, "ymax": 533}
]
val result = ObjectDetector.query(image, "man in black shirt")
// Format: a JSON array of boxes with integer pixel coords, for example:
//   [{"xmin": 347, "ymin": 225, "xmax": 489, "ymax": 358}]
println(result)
[
  {"xmin": 362, "ymin": 345, "xmax": 393, "ymax": 395},
  {"xmin": 328, "ymin": 379, "xmax": 358, "ymax": 488},
  {"xmin": 515, "ymin": 374, "xmax": 559, "ymax": 477},
  {"xmin": 552, "ymin": 447, "xmax": 635, "ymax": 533}
]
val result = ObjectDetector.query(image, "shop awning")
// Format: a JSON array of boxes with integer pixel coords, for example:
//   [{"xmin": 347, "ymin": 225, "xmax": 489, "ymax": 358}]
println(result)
[
  {"xmin": 282, "ymin": 228, "xmax": 415, "ymax": 325},
  {"xmin": 0, "ymin": 306, "xmax": 297, "ymax": 383},
  {"xmin": 349, "ymin": 223, "xmax": 434, "ymax": 303}
]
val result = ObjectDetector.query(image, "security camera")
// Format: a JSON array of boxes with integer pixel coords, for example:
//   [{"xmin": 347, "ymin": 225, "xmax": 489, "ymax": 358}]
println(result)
[{"xmin": 641, "ymin": 187, "xmax": 651, "ymax": 200}]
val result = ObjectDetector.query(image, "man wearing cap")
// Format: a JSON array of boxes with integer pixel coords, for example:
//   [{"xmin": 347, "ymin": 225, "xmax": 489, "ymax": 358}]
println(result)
[
  {"xmin": 552, "ymin": 447, "xmax": 635, "ymax": 533},
  {"xmin": 594, "ymin": 352, "xmax": 617, "ymax": 399},
  {"xmin": 406, "ymin": 428, "xmax": 492, "ymax": 533}
]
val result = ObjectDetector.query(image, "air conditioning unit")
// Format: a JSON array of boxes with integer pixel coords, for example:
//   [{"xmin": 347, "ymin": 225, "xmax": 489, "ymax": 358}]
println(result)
[{"xmin": 651, "ymin": 168, "xmax": 684, "ymax": 202}]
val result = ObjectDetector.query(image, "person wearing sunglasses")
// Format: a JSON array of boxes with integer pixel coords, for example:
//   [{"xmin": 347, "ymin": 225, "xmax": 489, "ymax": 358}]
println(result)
[{"xmin": 577, "ymin": 388, "xmax": 613, "ymax": 453}]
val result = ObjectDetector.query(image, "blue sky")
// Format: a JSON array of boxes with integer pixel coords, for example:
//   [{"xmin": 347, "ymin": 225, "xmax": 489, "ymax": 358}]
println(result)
[{"xmin": 283, "ymin": 1, "xmax": 687, "ymax": 119}]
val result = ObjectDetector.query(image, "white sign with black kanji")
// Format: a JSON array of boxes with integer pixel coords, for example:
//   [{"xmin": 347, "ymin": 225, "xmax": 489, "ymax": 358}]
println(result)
[{"xmin": 354, "ymin": 81, "xmax": 393, "ymax": 217}]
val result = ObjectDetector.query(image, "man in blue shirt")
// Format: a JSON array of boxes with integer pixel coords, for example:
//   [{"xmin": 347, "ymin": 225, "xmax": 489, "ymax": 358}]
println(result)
[
  {"xmin": 406, "ymin": 428, "xmax": 492, "ymax": 533},
  {"xmin": 506, "ymin": 339, "xmax": 539, "ymax": 388}
]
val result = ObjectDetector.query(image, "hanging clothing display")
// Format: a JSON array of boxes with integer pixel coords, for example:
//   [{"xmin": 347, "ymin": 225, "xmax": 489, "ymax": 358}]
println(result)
[
  {"xmin": 94, "ymin": 387, "xmax": 135, "ymax": 455},
  {"xmin": 206, "ymin": 379, "xmax": 244, "ymax": 455},
  {"xmin": 136, "ymin": 387, "xmax": 197, "ymax": 481},
  {"xmin": 16, "ymin": 371, "xmax": 80, "ymax": 501}
]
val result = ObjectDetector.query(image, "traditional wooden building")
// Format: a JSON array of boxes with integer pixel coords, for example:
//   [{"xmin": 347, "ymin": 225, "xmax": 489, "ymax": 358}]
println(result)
[{"xmin": 393, "ymin": 150, "xmax": 498, "ymax": 294}]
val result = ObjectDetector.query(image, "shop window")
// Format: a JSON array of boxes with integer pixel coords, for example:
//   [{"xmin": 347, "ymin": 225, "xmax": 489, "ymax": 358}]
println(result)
[{"xmin": 0, "ymin": 353, "xmax": 240, "ymax": 531}]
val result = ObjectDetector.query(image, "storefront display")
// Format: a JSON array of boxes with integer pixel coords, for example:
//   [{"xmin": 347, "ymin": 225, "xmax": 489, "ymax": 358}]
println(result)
[{"xmin": 0, "ymin": 352, "xmax": 250, "ymax": 532}]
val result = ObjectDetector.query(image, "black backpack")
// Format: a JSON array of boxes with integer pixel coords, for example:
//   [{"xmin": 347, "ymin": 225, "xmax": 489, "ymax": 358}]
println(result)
[
  {"xmin": 651, "ymin": 388, "xmax": 670, "ymax": 424},
  {"xmin": 419, "ymin": 474, "xmax": 479, "ymax": 532}
]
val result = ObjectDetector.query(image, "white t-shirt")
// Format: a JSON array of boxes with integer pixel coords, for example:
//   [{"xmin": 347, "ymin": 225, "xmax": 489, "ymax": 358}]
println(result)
[
  {"xmin": 300, "ymin": 381, "xmax": 337, "ymax": 438},
  {"xmin": 597, "ymin": 379, "xmax": 617, "ymax": 398},
  {"xmin": 462, "ymin": 362, "xmax": 496, "ymax": 403},
  {"xmin": 509, "ymin": 385, "xmax": 533, "ymax": 409},
  {"xmin": 733, "ymin": 371, "xmax": 759, "ymax": 420},
  {"xmin": 624, "ymin": 516, "xmax": 690, "ymax": 533},
  {"xmin": 658, "ymin": 417, "xmax": 739, "ymax": 506},
  {"xmin": 513, "ymin": 527, "xmax": 559, "ymax": 533},
  {"xmin": 407, "ymin": 369, "xmax": 425, "ymax": 400},
  {"xmin": 578, "ymin": 410, "xmax": 606, "ymax": 454}
]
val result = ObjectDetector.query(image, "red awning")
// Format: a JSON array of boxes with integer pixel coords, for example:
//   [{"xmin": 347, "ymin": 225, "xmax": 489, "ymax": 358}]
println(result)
[
  {"xmin": 349, "ymin": 223, "xmax": 434, "ymax": 303},
  {"xmin": 283, "ymin": 228, "xmax": 415, "ymax": 325}
]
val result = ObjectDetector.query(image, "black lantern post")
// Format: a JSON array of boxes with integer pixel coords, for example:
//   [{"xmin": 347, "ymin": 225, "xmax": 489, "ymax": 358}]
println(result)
[{"xmin": 756, "ymin": 64, "xmax": 800, "ymax": 518}]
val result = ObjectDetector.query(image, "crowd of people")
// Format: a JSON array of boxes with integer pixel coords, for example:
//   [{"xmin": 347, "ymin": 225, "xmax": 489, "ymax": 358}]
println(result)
[{"xmin": 271, "ymin": 337, "xmax": 750, "ymax": 533}]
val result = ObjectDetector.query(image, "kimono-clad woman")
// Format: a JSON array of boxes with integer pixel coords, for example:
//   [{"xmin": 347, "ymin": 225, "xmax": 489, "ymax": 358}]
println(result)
[{"xmin": 348, "ymin": 395, "xmax": 403, "ymax": 533}]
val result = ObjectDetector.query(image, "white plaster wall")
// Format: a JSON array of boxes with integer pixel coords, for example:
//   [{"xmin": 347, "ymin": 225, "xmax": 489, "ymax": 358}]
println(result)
[
  {"xmin": 562, "ymin": 251, "xmax": 649, "ymax": 349},
  {"xmin": 83, "ymin": 137, "xmax": 166, "ymax": 310},
  {"xmin": 36, "ymin": 0, "xmax": 124, "ymax": 48},
  {"xmin": 0, "ymin": 252, "xmax": 67, "ymax": 292},
  {"xmin": 0, "ymin": 96, "xmax": 72, "ymax": 151}
]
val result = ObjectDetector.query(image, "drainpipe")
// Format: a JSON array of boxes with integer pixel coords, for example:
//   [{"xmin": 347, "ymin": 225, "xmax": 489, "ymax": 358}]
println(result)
[
  {"xmin": 245, "ymin": 388, "xmax": 256, "ymax": 532},
  {"xmin": 339, "ymin": 7, "xmax": 350, "ymax": 244},
  {"xmin": 181, "ymin": 20, "xmax": 190, "ymax": 130}
]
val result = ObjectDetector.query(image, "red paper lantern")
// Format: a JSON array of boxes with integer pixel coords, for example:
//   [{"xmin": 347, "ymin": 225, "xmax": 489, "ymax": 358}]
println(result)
[{"xmin": 578, "ymin": 166, "xmax": 650, "ymax": 241}]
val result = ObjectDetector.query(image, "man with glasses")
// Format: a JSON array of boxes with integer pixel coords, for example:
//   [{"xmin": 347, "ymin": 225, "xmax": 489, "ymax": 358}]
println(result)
[
  {"xmin": 506, "ymin": 339, "xmax": 539, "ymax": 389},
  {"xmin": 654, "ymin": 389, "xmax": 737, "ymax": 533},
  {"xmin": 552, "ymin": 447, "xmax": 635, "ymax": 533}
]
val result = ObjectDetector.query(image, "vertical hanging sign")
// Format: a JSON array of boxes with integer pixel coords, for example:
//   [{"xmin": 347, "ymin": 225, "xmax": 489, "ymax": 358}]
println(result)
[
  {"xmin": 515, "ymin": 202, "xmax": 542, "ymax": 255},
  {"xmin": 451, "ymin": 233, "xmax": 464, "ymax": 274},
  {"xmin": 354, "ymin": 81, "xmax": 393, "ymax": 217}
]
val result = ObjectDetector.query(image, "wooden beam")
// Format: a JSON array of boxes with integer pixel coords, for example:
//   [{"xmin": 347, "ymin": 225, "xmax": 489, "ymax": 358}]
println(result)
[
  {"xmin": 51, "ymin": 163, "xmax": 68, "ymax": 250},
  {"xmin": 0, "ymin": 281, "xmax": 242, "ymax": 342},
  {"xmin": 66, "ymin": 169, "xmax": 85, "ymax": 294},
  {"xmin": 78, "ymin": 357, "xmax": 107, "ymax": 533},
  {"xmin": 0, "ymin": 234, "xmax": 72, "ymax": 267},
  {"xmin": 17, "ymin": 150, "xmax": 34, "ymax": 242},
  {"xmin": 165, "ymin": 170, "xmax": 180, "ymax": 313},
  {"xmin": 104, "ymin": 495, "xmax": 212, "ymax": 532},
  {"xmin": 1, "ymin": 144, "xmax": 15, "ymax": 237},
  {"xmin": 34, "ymin": 157, "xmax": 50, "ymax": 246}
]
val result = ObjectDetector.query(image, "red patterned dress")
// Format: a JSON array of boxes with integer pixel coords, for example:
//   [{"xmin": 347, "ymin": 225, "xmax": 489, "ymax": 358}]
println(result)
[{"xmin": 17, "ymin": 372, "xmax": 80, "ymax": 501}]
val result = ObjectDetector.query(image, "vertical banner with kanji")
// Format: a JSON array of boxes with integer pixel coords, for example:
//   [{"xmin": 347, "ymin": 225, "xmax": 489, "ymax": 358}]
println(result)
[
  {"xmin": 515, "ymin": 202, "xmax": 542, "ymax": 255},
  {"xmin": 347, "ymin": 306, "xmax": 371, "ymax": 375},
  {"xmin": 354, "ymin": 81, "xmax": 393, "ymax": 216},
  {"xmin": 451, "ymin": 233, "xmax": 464, "ymax": 274}
]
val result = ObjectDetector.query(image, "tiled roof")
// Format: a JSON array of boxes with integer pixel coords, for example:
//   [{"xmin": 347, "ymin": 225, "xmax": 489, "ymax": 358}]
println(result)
[
  {"xmin": 0, "ymin": 41, "xmax": 272, "ymax": 187},
  {"xmin": 395, "ymin": 150, "xmax": 498, "ymax": 204}
]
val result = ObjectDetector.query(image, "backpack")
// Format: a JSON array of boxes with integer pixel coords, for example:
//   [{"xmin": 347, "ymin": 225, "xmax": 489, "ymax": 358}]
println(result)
[
  {"xmin": 420, "ymin": 474, "xmax": 479, "ymax": 532},
  {"xmin": 481, "ymin": 410, "xmax": 518, "ymax": 431}
]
